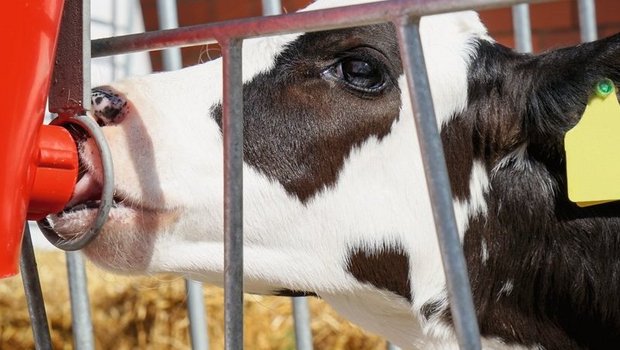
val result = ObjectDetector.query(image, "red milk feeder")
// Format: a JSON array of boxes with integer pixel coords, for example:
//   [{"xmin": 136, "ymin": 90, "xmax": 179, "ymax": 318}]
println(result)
[{"xmin": 1, "ymin": 0, "xmax": 113, "ymax": 278}]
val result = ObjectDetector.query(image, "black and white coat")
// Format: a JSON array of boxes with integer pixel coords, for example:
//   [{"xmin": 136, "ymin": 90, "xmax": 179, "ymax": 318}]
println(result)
[{"xmin": 53, "ymin": 0, "xmax": 620, "ymax": 348}]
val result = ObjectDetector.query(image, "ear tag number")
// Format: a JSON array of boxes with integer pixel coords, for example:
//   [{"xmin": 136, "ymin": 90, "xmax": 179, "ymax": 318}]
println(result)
[{"xmin": 565, "ymin": 78, "xmax": 620, "ymax": 207}]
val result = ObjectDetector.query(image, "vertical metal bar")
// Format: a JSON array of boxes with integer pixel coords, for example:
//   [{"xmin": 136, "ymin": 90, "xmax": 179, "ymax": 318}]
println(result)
[
  {"xmin": 578, "ymin": 0, "xmax": 598, "ymax": 42},
  {"xmin": 47, "ymin": 0, "xmax": 98, "ymax": 347},
  {"xmin": 512, "ymin": 4, "xmax": 533, "ymax": 53},
  {"xmin": 186, "ymin": 280, "xmax": 210, "ymax": 350},
  {"xmin": 20, "ymin": 224, "xmax": 53, "ymax": 350},
  {"xmin": 155, "ymin": 1, "xmax": 210, "ymax": 349},
  {"xmin": 66, "ymin": 252, "xmax": 95, "ymax": 350},
  {"xmin": 65, "ymin": 0, "xmax": 95, "ymax": 350},
  {"xmin": 386, "ymin": 342, "xmax": 401, "ymax": 350},
  {"xmin": 261, "ymin": 0, "xmax": 282, "ymax": 16},
  {"xmin": 112, "ymin": 0, "xmax": 119, "ymax": 81},
  {"xmin": 395, "ymin": 17, "xmax": 481, "ymax": 350},
  {"xmin": 49, "ymin": 0, "xmax": 91, "ymax": 115},
  {"xmin": 222, "ymin": 38, "xmax": 244, "ymax": 350},
  {"xmin": 82, "ymin": 0, "xmax": 92, "ymax": 111},
  {"xmin": 292, "ymin": 297, "xmax": 313, "ymax": 350},
  {"xmin": 258, "ymin": 2, "xmax": 313, "ymax": 349},
  {"xmin": 65, "ymin": 1, "xmax": 95, "ymax": 348},
  {"xmin": 156, "ymin": 0, "xmax": 184, "ymax": 69}
]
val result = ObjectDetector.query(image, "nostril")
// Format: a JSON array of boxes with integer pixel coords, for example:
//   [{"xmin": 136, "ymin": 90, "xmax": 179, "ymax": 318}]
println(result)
[{"xmin": 91, "ymin": 87, "xmax": 128, "ymax": 126}]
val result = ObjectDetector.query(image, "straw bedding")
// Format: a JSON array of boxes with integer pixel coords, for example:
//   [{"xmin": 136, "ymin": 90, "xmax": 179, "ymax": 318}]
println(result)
[{"xmin": 0, "ymin": 251, "xmax": 387, "ymax": 349}]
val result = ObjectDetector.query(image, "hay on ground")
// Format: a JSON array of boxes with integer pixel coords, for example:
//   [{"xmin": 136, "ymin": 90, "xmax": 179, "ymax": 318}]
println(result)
[{"xmin": 0, "ymin": 251, "xmax": 387, "ymax": 349}]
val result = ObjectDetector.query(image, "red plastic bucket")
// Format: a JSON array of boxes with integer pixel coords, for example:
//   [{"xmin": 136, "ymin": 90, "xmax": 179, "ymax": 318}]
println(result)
[{"xmin": 0, "ymin": 1, "xmax": 79, "ymax": 277}]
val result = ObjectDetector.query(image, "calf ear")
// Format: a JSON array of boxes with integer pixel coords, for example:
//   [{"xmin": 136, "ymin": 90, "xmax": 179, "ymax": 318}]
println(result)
[{"xmin": 523, "ymin": 32, "xmax": 620, "ymax": 154}]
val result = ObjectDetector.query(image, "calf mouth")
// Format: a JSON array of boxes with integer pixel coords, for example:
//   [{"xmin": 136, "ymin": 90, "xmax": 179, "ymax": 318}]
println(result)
[
  {"xmin": 59, "ymin": 173, "xmax": 159, "ymax": 217},
  {"xmin": 50, "ymin": 167, "xmax": 172, "ymax": 240}
]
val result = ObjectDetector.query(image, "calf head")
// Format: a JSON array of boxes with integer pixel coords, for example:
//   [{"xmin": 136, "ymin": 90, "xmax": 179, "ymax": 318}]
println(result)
[{"xmin": 49, "ymin": 0, "xmax": 620, "ymax": 348}]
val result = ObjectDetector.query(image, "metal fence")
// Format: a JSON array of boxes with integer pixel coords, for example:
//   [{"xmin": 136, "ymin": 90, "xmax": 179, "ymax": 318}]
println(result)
[{"xmin": 17, "ymin": 0, "xmax": 600, "ymax": 349}]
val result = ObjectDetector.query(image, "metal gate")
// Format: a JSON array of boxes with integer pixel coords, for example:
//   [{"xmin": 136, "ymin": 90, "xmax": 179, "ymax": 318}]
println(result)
[{"xmin": 13, "ymin": 0, "xmax": 600, "ymax": 349}]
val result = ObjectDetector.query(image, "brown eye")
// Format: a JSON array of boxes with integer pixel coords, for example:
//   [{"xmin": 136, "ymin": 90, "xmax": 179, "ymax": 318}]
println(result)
[{"xmin": 328, "ymin": 58, "xmax": 386, "ymax": 93}]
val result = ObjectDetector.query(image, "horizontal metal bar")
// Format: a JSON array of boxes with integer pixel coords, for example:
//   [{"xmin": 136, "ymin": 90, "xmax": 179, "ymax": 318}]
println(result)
[{"xmin": 92, "ymin": 0, "xmax": 553, "ymax": 58}]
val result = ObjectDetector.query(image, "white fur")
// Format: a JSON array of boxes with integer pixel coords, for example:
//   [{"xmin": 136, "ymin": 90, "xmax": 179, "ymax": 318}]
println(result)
[
  {"xmin": 481, "ymin": 238, "xmax": 489, "ymax": 264},
  {"xmin": 498, "ymin": 280, "xmax": 514, "ymax": 299},
  {"xmin": 51, "ymin": 1, "xmax": 521, "ymax": 348},
  {"xmin": 454, "ymin": 160, "xmax": 491, "ymax": 238}
]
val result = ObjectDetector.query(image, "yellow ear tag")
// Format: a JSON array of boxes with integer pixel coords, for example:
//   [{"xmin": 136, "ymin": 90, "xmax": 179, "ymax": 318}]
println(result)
[{"xmin": 565, "ymin": 78, "xmax": 620, "ymax": 207}]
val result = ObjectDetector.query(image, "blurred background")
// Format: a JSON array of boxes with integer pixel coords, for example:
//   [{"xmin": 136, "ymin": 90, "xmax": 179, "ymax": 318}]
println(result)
[{"xmin": 3, "ymin": 0, "xmax": 620, "ymax": 349}]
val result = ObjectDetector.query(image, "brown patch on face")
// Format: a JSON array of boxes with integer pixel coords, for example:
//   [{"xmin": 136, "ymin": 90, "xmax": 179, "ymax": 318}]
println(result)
[
  {"xmin": 345, "ymin": 242, "xmax": 412, "ymax": 302},
  {"xmin": 211, "ymin": 24, "xmax": 403, "ymax": 202}
]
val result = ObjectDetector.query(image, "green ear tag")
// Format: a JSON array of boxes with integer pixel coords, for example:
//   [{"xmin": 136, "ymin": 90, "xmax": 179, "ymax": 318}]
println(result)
[{"xmin": 565, "ymin": 79, "xmax": 620, "ymax": 207}]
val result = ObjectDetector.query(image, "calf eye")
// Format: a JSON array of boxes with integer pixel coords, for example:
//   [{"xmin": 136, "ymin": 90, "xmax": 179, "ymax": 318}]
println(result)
[{"xmin": 327, "ymin": 58, "xmax": 386, "ymax": 93}]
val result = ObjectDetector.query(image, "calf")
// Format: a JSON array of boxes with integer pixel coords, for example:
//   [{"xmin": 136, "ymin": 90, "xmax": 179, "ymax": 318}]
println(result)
[{"xmin": 50, "ymin": 0, "xmax": 620, "ymax": 348}]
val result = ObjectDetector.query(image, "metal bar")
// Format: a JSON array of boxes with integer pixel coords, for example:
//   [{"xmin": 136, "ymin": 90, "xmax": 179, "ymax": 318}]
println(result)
[
  {"xmin": 262, "ymin": 0, "xmax": 282, "ymax": 16},
  {"xmin": 186, "ymin": 280, "xmax": 210, "ymax": 350},
  {"xmin": 47, "ymin": 0, "xmax": 97, "ymax": 347},
  {"xmin": 387, "ymin": 342, "xmax": 402, "ymax": 350},
  {"xmin": 66, "ymin": 252, "xmax": 95, "ymax": 350},
  {"xmin": 50, "ymin": 0, "xmax": 91, "ymax": 115},
  {"xmin": 92, "ymin": 0, "xmax": 554, "ymax": 58},
  {"xmin": 155, "ymin": 2, "xmax": 210, "ymax": 349},
  {"xmin": 395, "ymin": 17, "xmax": 481, "ymax": 350},
  {"xmin": 67, "ymin": 2, "xmax": 94, "ymax": 348},
  {"xmin": 222, "ymin": 38, "xmax": 244, "ymax": 350},
  {"xmin": 257, "ymin": 2, "xmax": 314, "ymax": 349},
  {"xmin": 512, "ymin": 4, "xmax": 533, "ymax": 53},
  {"xmin": 20, "ymin": 224, "xmax": 53, "ymax": 350},
  {"xmin": 157, "ymin": 0, "xmax": 184, "ymax": 69},
  {"xmin": 292, "ymin": 297, "xmax": 313, "ymax": 350},
  {"xmin": 578, "ymin": 0, "xmax": 597, "ymax": 42}
]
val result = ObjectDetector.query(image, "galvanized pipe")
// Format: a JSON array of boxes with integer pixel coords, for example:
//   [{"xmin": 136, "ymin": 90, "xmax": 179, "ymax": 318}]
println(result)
[
  {"xmin": 395, "ymin": 16, "xmax": 481, "ymax": 350},
  {"xmin": 387, "ymin": 342, "xmax": 402, "ymax": 350},
  {"xmin": 512, "ymin": 4, "xmax": 533, "ymax": 53},
  {"xmin": 57, "ymin": 2, "xmax": 96, "ymax": 349},
  {"xmin": 258, "ymin": 2, "xmax": 314, "ymax": 349},
  {"xmin": 186, "ymin": 279, "xmax": 210, "ymax": 350},
  {"xmin": 155, "ymin": 1, "xmax": 210, "ymax": 349},
  {"xmin": 156, "ymin": 0, "xmax": 184, "ymax": 69},
  {"xmin": 222, "ymin": 38, "xmax": 245, "ymax": 350},
  {"xmin": 578, "ymin": 0, "xmax": 597, "ymax": 42},
  {"xmin": 66, "ymin": 252, "xmax": 95, "ymax": 350},
  {"xmin": 92, "ymin": 0, "xmax": 553, "ymax": 58},
  {"xmin": 262, "ymin": 0, "xmax": 282, "ymax": 16},
  {"xmin": 66, "ymin": 1, "xmax": 95, "ymax": 348},
  {"xmin": 20, "ymin": 225, "xmax": 53, "ymax": 350},
  {"xmin": 292, "ymin": 297, "xmax": 313, "ymax": 350}
]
